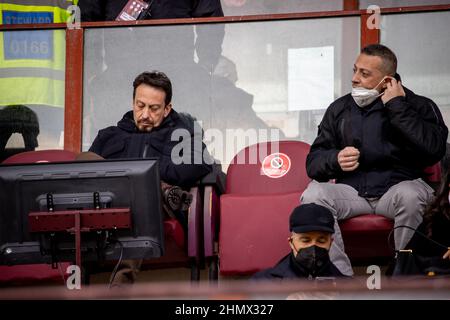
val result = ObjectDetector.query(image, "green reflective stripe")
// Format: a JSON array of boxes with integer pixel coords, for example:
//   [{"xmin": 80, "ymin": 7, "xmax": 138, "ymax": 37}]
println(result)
[
  {"xmin": 0, "ymin": 77, "xmax": 65, "ymax": 108},
  {"xmin": 0, "ymin": 68, "xmax": 65, "ymax": 81},
  {"xmin": 1, "ymin": 0, "xmax": 75, "ymax": 10}
]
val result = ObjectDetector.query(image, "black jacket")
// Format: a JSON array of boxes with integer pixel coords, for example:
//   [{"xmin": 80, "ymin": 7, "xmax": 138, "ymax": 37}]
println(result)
[
  {"xmin": 78, "ymin": 0, "xmax": 223, "ymax": 21},
  {"xmin": 89, "ymin": 110, "xmax": 212, "ymax": 188},
  {"xmin": 252, "ymin": 253, "xmax": 345, "ymax": 280},
  {"xmin": 307, "ymin": 87, "xmax": 448, "ymax": 197}
]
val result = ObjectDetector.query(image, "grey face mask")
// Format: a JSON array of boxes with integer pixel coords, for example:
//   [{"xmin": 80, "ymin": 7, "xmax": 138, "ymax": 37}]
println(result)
[{"xmin": 351, "ymin": 77, "xmax": 387, "ymax": 108}]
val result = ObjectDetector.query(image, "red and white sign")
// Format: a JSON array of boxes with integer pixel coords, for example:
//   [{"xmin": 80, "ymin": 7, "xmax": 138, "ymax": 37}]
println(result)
[{"xmin": 261, "ymin": 153, "xmax": 291, "ymax": 178}]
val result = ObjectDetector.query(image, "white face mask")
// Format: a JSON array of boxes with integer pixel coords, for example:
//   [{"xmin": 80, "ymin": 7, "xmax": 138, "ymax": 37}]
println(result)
[{"xmin": 351, "ymin": 77, "xmax": 386, "ymax": 108}]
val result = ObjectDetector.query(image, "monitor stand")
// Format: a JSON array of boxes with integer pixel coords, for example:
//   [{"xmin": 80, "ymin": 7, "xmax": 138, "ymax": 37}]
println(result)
[{"xmin": 28, "ymin": 193, "xmax": 131, "ymax": 282}]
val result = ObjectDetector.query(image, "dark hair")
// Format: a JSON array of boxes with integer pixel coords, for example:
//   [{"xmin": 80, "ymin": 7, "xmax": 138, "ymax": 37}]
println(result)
[
  {"xmin": 422, "ymin": 171, "xmax": 450, "ymax": 237},
  {"xmin": 132, "ymin": 71, "xmax": 172, "ymax": 105},
  {"xmin": 361, "ymin": 44, "xmax": 397, "ymax": 75}
]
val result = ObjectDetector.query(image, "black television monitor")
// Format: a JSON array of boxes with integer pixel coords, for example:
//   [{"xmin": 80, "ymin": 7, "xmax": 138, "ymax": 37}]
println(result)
[{"xmin": 0, "ymin": 158, "xmax": 164, "ymax": 265}]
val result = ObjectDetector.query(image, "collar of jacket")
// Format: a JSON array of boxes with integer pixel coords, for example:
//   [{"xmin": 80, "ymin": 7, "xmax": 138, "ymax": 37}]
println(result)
[
  {"xmin": 269, "ymin": 252, "xmax": 336, "ymax": 278},
  {"xmin": 117, "ymin": 109, "xmax": 178, "ymax": 133},
  {"xmin": 266, "ymin": 253, "xmax": 309, "ymax": 278}
]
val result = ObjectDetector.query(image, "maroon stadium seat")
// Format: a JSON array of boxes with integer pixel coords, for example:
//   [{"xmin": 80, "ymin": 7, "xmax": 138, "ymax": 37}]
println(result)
[
  {"xmin": 2, "ymin": 149, "xmax": 76, "ymax": 164},
  {"xmin": 339, "ymin": 162, "xmax": 442, "ymax": 263},
  {"xmin": 217, "ymin": 141, "xmax": 311, "ymax": 277}
]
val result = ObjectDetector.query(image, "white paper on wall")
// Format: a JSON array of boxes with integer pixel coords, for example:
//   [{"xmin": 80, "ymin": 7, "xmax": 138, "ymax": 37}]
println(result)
[{"xmin": 288, "ymin": 46, "xmax": 334, "ymax": 111}]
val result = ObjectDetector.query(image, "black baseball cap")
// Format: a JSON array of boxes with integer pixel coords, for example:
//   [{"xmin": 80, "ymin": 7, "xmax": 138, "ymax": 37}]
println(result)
[{"xmin": 289, "ymin": 203, "xmax": 335, "ymax": 234}]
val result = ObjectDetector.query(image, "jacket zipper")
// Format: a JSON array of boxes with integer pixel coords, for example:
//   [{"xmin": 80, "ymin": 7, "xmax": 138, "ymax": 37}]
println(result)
[{"xmin": 142, "ymin": 142, "xmax": 148, "ymax": 158}]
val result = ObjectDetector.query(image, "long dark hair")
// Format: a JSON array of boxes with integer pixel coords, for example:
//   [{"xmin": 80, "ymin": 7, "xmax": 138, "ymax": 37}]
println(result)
[{"xmin": 423, "ymin": 171, "xmax": 450, "ymax": 237}]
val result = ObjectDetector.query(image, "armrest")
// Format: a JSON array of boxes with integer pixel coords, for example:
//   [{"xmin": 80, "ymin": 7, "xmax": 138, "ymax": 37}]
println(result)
[
  {"xmin": 203, "ymin": 185, "xmax": 220, "ymax": 258},
  {"xmin": 187, "ymin": 186, "xmax": 202, "ymax": 259},
  {"xmin": 198, "ymin": 163, "xmax": 226, "ymax": 195},
  {"xmin": 195, "ymin": 163, "xmax": 225, "ymax": 259}
]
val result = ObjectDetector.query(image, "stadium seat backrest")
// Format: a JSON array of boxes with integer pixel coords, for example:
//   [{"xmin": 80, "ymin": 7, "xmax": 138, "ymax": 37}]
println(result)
[
  {"xmin": 219, "ymin": 141, "xmax": 311, "ymax": 275},
  {"xmin": 2, "ymin": 149, "xmax": 77, "ymax": 164},
  {"xmin": 226, "ymin": 140, "xmax": 311, "ymax": 194}
]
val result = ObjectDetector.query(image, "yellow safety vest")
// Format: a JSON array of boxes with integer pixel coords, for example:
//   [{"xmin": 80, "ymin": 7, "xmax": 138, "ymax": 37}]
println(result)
[{"xmin": 0, "ymin": 0, "xmax": 78, "ymax": 108}]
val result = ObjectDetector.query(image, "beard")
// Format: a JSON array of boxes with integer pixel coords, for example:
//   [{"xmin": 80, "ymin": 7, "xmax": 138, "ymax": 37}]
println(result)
[{"xmin": 137, "ymin": 121, "xmax": 153, "ymax": 132}]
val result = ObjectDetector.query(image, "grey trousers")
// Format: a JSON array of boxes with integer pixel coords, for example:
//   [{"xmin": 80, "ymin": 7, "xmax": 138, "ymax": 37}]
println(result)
[{"xmin": 300, "ymin": 179, "xmax": 435, "ymax": 276}]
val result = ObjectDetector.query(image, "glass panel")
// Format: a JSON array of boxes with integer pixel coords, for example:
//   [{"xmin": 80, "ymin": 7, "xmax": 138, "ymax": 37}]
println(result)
[
  {"xmin": 360, "ymin": 0, "xmax": 450, "ymax": 9},
  {"xmin": 0, "ymin": 29, "xmax": 65, "ymax": 162},
  {"xmin": 82, "ymin": 17, "xmax": 359, "ymax": 169},
  {"xmin": 221, "ymin": 0, "xmax": 343, "ymax": 16},
  {"xmin": 381, "ymin": 11, "xmax": 450, "ymax": 140}
]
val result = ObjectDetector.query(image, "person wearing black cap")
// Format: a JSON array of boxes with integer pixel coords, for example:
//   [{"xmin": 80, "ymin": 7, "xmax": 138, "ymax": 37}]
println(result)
[{"xmin": 252, "ymin": 204, "xmax": 345, "ymax": 280}]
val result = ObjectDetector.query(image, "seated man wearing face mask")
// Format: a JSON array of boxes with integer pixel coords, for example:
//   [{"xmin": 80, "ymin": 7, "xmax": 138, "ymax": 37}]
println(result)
[
  {"xmin": 300, "ymin": 44, "xmax": 448, "ymax": 277},
  {"xmin": 252, "ymin": 204, "xmax": 345, "ymax": 280}
]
